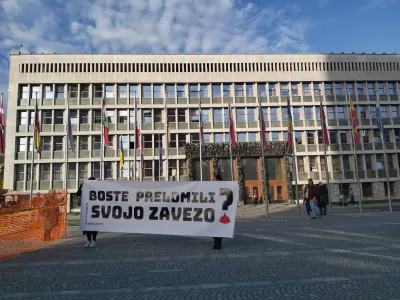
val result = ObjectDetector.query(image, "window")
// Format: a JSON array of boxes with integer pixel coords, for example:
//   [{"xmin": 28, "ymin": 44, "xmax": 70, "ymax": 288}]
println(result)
[
  {"xmin": 142, "ymin": 161, "xmax": 152, "ymax": 178},
  {"xmin": 268, "ymin": 83, "xmax": 276, "ymax": 96},
  {"xmin": 212, "ymin": 84, "xmax": 221, "ymax": 97},
  {"xmin": 223, "ymin": 84, "xmax": 230, "ymax": 97},
  {"xmin": 213, "ymin": 109, "xmax": 223, "ymax": 122},
  {"xmin": 20, "ymin": 86, "xmax": 29, "ymax": 99},
  {"xmin": 247, "ymin": 108, "xmax": 255, "ymax": 121},
  {"xmin": 15, "ymin": 165, "xmax": 24, "ymax": 181},
  {"xmin": 81, "ymin": 84, "xmax": 89, "ymax": 98},
  {"xmin": 330, "ymin": 131, "xmax": 337, "ymax": 144},
  {"xmin": 190, "ymin": 109, "xmax": 199, "ymax": 122},
  {"xmin": 118, "ymin": 110, "xmax": 128, "ymax": 124},
  {"xmin": 43, "ymin": 110, "xmax": 52, "ymax": 124},
  {"xmin": 41, "ymin": 164, "xmax": 51, "ymax": 181},
  {"xmin": 332, "ymin": 156, "xmax": 340, "ymax": 171},
  {"xmin": 189, "ymin": 84, "xmax": 198, "ymax": 97},
  {"xmin": 200, "ymin": 84, "xmax": 208, "ymax": 97},
  {"xmin": 53, "ymin": 163, "xmax": 62, "ymax": 180},
  {"xmin": 92, "ymin": 162, "xmax": 100, "ymax": 179},
  {"xmin": 54, "ymin": 136, "xmax": 63, "ymax": 151},
  {"xmin": 304, "ymin": 107, "xmax": 313, "ymax": 120},
  {"xmin": 177, "ymin": 85, "xmax": 185, "ymax": 98},
  {"xmin": 291, "ymin": 83, "xmax": 299, "ymax": 95},
  {"xmin": 153, "ymin": 84, "xmax": 162, "ymax": 98},
  {"xmin": 238, "ymin": 133, "xmax": 246, "ymax": 142},
  {"xmin": 177, "ymin": 109, "xmax": 186, "ymax": 122},
  {"xmin": 388, "ymin": 82, "xmax": 396, "ymax": 95},
  {"xmin": 282, "ymin": 108, "xmax": 288, "ymax": 121},
  {"xmin": 143, "ymin": 110, "xmax": 152, "ymax": 123},
  {"xmin": 179, "ymin": 160, "xmax": 188, "ymax": 176},
  {"xmin": 129, "ymin": 85, "xmax": 138, "ymax": 98},
  {"xmin": 335, "ymin": 83, "xmax": 342, "ymax": 95},
  {"xmin": 270, "ymin": 108, "xmax": 278, "ymax": 121},
  {"xmin": 92, "ymin": 136, "xmax": 101, "ymax": 150},
  {"xmin": 346, "ymin": 83, "xmax": 354, "ymax": 95},
  {"xmin": 18, "ymin": 137, "xmax": 27, "ymax": 151},
  {"xmin": 317, "ymin": 131, "xmax": 324, "ymax": 144},
  {"xmin": 340, "ymin": 130, "xmax": 347, "ymax": 144},
  {"xmin": 315, "ymin": 107, "xmax": 321, "ymax": 120},
  {"xmin": 303, "ymin": 83, "xmax": 311, "ymax": 96},
  {"xmin": 248, "ymin": 133, "xmax": 256, "ymax": 142},
  {"xmin": 44, "ymin": 85, "xmax": 53, "ymax": 98},
  {"xmin": 31, "ymin": 85, "xmax": 40, "ymax": 98},
  {"xmin": 236, "ymin": 109, "xmax": 245, "ymax": 122},
  {"xmin": 69, "ymin": 110, "xmax": 78, "ymax": 124},
  {"xmin": 337, "ymin": 106, "xmax": 345, "ymax": 119},
  {"xmin": 281, "ymin": 83, "xmax": 289, "ymax": 96},
  {"xmin": 79, "ymin": 110, "xmax": 88, "ymax": 124},
  {"xmin": 27, "ymin": 164, "xmax": 37, "ymax": 181},
  {"xmin": 55, "ymin": 85, "xmax": 64, "ymax": 98},
  {"xmin": 215, "ymin": 133, "xmax": 223, "ymax": 143},
  {"xmin": 391, "ymin": 105, "xmax": 399, "ymax": 118},
  {"xmin": 118, "ymin": 85, "xmax": 127, "ymax": 98},
  {"xmin": 320, "ymin": 156, "xmax": 327, "ymax": 171},
  {"xmin": 307, "ymin": 131, "xmax": 314, "ymax": 144},
  {"xmin": 380, "ymin": 105, "xmax": 388, "ymax": 118},
  {"xmin": 295, "ymin": 132, "xmax": 302, "ymax": 144},
  {"xmin": 258, "ymin": 84, "xmax": 266, "ymax": 97},
  {"xmin": 324, "ymin": 83, "xmax": 333, "ymax": 95},
  {"xmin": 55, "ymin": 110, "xmax": 64, "ymax": 124},
  {"xmin": 41, "ymin": 137, "xmax": 51, "ymax": 151},
  {"xmin": 362, "ymin": 183, "xmax": 373, "ymax": 197},
  {"xmin": 377, "ymin": 82, "xmax": 384, "ymax": 95},
  {"xmin": 370, "ymin": 105, "xmax": 377, "ymax": 119},
  {"xmin": 154, "ymin": 109, "xmax": 162, "ymax": 123},
  {"xmin": 373, "ymin": 130, "xmax": 381, "ymax": 143},
  {"xmin": 93, "ymin": 84, "xmax": 103, "ymax": 98},
  {"xmin": 327, "ymin": 106, "xmax": 335, "ymax": 120},
  {"xmin": 365, "ymin": 154, "xmax": 373, "ymax": 169},
  {"xmin": 313, "ymin": 83, "xmax": 321, "ymax": 96},
  {"xmin": 262, "ymin": 108, "xmax": 268, "ymax": 121},
  {"xmin": 367, "ymin": 82, "xmax": 375, "ymax": 95},
  {"xmin": 93, "ymin": 110, "xmax": 101, "ymax": 124},
  {"xmin": 177, "ymin": 134, "xmax": 186, "ymax": 147},
  {"xmin": 235, "ymin": 84, "xmax": 244, "ymax": 97},
  {"xmin": 167, "ymin": 109, "xmax": 176, "ymax": 123},
  {"xmin": 387, "ymin": 153, "xmax": 394, "ymax": 169},
  {"xmin": 292, "ymin": 107, "xmax": 300, "ymax": 120},
  {"xmin": 357, "ymin": 82, "xmax": 365, "ymax": 95},
  {"xmin": 104, "ymin": 162, "xmax": 114, "ymax": 179},
  {"xmin": 191, "ymin": 133, "xmax": 200, "ymax": 143},
  {"xmin": 68, "ymin": 84, "xmax": 78, "ymax": 98},
  {"xmin": 142, "ymin": 84, "xmax": 151, "ymax": 98},
  {"xmin": 309, "ymin": 156, "xmax": 318, "ymax": 172},
  {"xmin": 143, "ymin": 134, "xmax": 152, "ymax": 148},
  {"xmin": 297, "ymin": 157, "xmax": 305, "ymax": 172},
  {"xmin": 376, "ymin": 154, "xmax": 385, "ymax": 169},
  {"xmin": 343, "ymin": 155, "xmax": 351, "ymax": 171},
  {"xmin": 77, "ymin": 136, "xmax": 87, "ymax": 150},
  {"xmin": 68, "ymin": 163, "xmax": 76, "ymax": 179},
  {"xmin": 271, "ymin": 132, "xmax": 279, "ymax": 142},
  {"xmin": 105, "ymin": 84, "xmax": 114, "ymax": 98}
]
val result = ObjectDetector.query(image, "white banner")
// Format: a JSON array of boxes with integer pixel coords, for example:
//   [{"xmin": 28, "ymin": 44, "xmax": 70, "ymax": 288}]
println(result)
[{"xmin": 80, "ymin": 180, "xmax": 239, "ymax": 238}]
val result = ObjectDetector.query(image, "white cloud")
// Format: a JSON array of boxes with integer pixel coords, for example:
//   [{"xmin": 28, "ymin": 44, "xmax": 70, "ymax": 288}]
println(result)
[{"xmin": 359, "ymin": 0, "xmax": 399, "ymax": 12}]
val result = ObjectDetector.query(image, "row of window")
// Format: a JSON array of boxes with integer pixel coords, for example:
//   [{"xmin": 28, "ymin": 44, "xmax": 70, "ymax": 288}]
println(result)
[
  {"xmin": 16, "ymin": 105, "xmax": 400, "ymax": 127},
  {"xmin": 19, "ymin": 81, "xmax": 400, "ymax": 100},
  {"xmin": 19, "ymin": 60, "xmax": 400, "ymax": 74},
  {"xmin": 15, "ymin": 160, "xmax": 188, "ymax": 181},
  {"xmin": 297, "ymin": 154, "xmax": 400, "ymax": 173},
  {"xmin": 15, "ymin": 129, "xmax": 400, "ymax": 152}
]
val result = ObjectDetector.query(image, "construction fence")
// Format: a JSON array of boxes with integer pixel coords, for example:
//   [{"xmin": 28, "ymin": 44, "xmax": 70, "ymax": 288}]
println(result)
[{"xmin": 0, "ymin": 190, "xmax": 68, "ymax": 261}]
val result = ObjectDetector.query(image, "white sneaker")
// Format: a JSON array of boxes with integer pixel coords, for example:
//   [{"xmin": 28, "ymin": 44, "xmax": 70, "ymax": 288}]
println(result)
[
  {"xmin": 89, "ymin": 241, "xmax": 96, "ymax": 248},
  {"xmin": 83, "ymin": 241, "xmax": 91, "ymax": 248}
]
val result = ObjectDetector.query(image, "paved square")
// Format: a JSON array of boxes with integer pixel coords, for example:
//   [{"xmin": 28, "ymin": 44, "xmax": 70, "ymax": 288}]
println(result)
[{"xmin": 2, "ymin": 212, "xmax": 400, "ymax": 299}]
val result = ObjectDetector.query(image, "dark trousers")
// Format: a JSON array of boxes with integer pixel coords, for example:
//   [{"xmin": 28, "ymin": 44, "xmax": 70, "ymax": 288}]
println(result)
[
  {"xmin": 305, "ymin": 199, "xmax": 311, "ymax": 216},
  {"xmin": 319, "ymin": 205, "xmax": 327, "ymax": 215},
  {"xmin": 86, "ymin": 231, "xmax": 98, "ymax": 242},
  {"xmin": 213, "ymin": 237, "xmax": 222, "ymax": 249}
]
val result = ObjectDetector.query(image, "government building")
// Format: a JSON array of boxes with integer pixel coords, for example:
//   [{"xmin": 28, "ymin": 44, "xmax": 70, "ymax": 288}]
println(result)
[{"xmin": 5, "ymin": 52, "xmax": 400, "ymax": 206}]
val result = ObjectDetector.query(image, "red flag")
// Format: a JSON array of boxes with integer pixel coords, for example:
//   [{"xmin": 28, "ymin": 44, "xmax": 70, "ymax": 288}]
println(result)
[
  {"xmin": 349, "ymin": 96, "xmax": 360, "ymax": 144},
  {"xmin": 320, "ymin": 106, "xmax": 330, "ymax": 145},
  {"xmin": 260, "ymin": 110, "xmax": 267, "ymax": 149},
  {"xmin": 135, "ymin": 127, "xmax": 140, "ymax": 149},
  {"xmin": 102, "ymin": 100, "xmax": 109, "ymax": 147},
  {"xmin": 228, "ymin": 103, "xmax": 236, "ymax": 149}
]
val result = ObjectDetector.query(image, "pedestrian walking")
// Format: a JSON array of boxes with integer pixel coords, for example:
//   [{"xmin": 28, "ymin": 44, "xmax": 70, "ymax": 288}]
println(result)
[
  {"xmin": 317, "ymin": 182, "xmax": 328, "ymax": 215},
  {"xmin": 349, "ymin": 188, "xmax": 356, "ymax": 206},
  {"xmin": 253, "ymin": 190, "xmax": 258, "ymax": 205},
  {"xmin": 305, "ymin": 179, "xmax": 318, "ymax": 219},
  {"xmin": 77, "ymin": 177, "xmax": 98, "ymax": 248},
  {"xmin": 212, "ymin": 174, "xmax": 223, "ymax": 250}
]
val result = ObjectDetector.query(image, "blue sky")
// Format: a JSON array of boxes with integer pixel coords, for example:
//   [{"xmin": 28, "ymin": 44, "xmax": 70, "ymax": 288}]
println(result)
[{"xmin": 0, "ymin": 0, "xmax": 399, "ymax": 111}]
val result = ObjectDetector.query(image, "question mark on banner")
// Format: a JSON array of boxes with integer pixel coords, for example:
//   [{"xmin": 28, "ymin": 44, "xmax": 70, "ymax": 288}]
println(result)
[{"xmin": 219, "ymin": 188, "xmax": 233, "ymax": 224}]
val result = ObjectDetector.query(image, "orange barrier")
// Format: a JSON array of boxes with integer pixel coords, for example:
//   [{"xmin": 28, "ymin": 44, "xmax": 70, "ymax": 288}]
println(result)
[{"xmin": 0, "ymin": 190, "xmax": 68, "ymax": 261}]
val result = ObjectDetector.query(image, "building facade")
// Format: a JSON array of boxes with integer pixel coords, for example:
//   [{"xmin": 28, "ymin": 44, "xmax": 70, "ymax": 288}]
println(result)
[{"xmin": 5, "ymin": 52, "xmax": 400, "ymax": 203}]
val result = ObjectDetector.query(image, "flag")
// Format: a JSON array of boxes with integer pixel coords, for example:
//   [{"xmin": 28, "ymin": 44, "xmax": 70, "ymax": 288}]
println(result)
[
  {"xmin": 119, "ymin": 137, "xmax": 124, "ymax": 167},
  {"xmin": 164, "ymin": 97, "xmax": 170, "ymax": 145},
  {"xmin": 0, "ymin": 95, "xmax": 5, "ymax": 154},
  {"xmin": 102, "ymin": 100, "xmax": 109, "ymax": 148},
  {"xmin": 228, "ymin": 103, "xmax": 236, "ymax": 148},
  {"xmin": 199, "ymin": 105, "xmax": 204, "ymax": 144},
  {"xmin": 287, "ymin": 97, "xmax": 293, "ymax": 149},
  {"xmin": 349, "ymin": 95, "xmax": 360, "ymax": 144},
  {"xmin": 376, "ymin": 103, "xmax": 384, "ymax": 133},
  {"xmin": 67, "ymin": 110, "xmax": 75, "ymax": 152},
  {"xmin": 34, "ymin": 99, "xmax": 41, "ymax": 153},
  {"xmin": 320, "ymin": 105, "xmax": 330, "ymax": 145},
  {"xmin": 260, "ymin": 108, "xmax": 267, "ymax": 149}
]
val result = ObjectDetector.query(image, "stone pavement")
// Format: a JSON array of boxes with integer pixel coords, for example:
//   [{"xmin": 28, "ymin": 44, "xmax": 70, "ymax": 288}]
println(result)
[{"xmin": 2, "ymin": 213, "xmax": 400, "ymax": 299}]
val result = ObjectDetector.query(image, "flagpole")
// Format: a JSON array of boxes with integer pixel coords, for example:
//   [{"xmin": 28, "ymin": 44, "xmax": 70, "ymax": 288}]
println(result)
[
  {"xmin": 199, "ymin": 99, "xmax": 203, "ymax": 181},
  {"xmin": 29, "ymin": 92, "xmax": 38, "ymax": 204},
  {"xmin": 288, "ymin": 91, "xmax": 299, "ymax": 213},
  {"xmin": 164, "ymin": 88, "xmax": 169, "ymax": 181},
  {"xmin": 258, "ymin": 93, "xmax": 269, "ymax": 217},
  {"xmin": 376, "ymin": 90, "xmax": 392, "ymax": 212},
  {"xmin": 319, "ymin": 92, "xmax": 333, "ymax": 216},
  {"xmin": 141, "ymin": 132, "xmax": 144, "ymax": 181},
  {"xmin": 133, "ymin": 90, "xmax": 137, "ymax": 181},
  {"xmin": 100, "ymin": 86, "xmax": 104, "ymax": 180},
  {"xmin": 64, "ymin": 91, "xmax": 70, "ymax": 190},
  {"xmin": 228, "ymin": 101, "xmax": 234, "ymax": 181},
  {"xmin": 348, "ymin": 89, "xmax": 363, "ymax": 213}
]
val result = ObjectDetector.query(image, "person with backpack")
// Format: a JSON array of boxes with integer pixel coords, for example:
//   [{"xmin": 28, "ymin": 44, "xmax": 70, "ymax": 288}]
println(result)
[{"xmin": 76, "ymin": 177, "xmax": 98, "ymax": 248}]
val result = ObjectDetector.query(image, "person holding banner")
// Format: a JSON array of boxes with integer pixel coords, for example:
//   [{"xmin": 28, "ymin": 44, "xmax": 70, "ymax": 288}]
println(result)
[
  {"xmin": 212, "ymin": 174, "xmax": 223, "ymax": 250},
  {"xmin": 77, "ymin": 177, "xmax": 99, "ymax": 248}
]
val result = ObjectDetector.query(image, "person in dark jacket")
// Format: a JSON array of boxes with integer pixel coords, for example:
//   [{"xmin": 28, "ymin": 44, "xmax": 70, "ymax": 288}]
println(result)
[
  {"xmin": 76, "ymin": 177, "xmax": 98, "ymax": 248},
  {"xmin": 212, "ymin": 174, "xmax": 223, "ymax": 250},
  {"xmin": 317, "ymin": 182, "xmax": 329, "ymax": 216}
]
